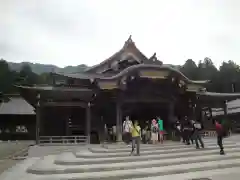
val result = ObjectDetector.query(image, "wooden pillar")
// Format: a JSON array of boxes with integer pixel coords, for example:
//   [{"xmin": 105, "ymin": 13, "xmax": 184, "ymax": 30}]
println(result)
[
  {"xmin": 36, "ymin": 93, "xmax": 41, "ymax": 144},
  {"xmin": 86, "ymin": 102, "xmax": 91, "ymax": 144},
  {"xmin": 116, "ymin": 102, "xmax": 122, "ymax": 142}
]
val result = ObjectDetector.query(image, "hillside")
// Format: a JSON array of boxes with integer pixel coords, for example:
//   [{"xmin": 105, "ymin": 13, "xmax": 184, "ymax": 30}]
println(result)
[{"xmin": 7, "ymin": 62, "xmax": 88, "ymax": 74}]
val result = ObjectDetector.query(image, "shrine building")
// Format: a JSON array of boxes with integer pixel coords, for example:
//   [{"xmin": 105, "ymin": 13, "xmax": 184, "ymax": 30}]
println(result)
[{"xmin": 17, "ymin": 36, "xmax": 240, "ymax": 144}]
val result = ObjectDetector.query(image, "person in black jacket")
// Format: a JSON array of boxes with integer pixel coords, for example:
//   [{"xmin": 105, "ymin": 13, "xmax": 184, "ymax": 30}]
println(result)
[
  {"xmin": 191, "ymin": 120, "xmax": 204, "ymax": 149},
  {"xmin": 182, "ymin": 116, "xmax": 193, "ymax": 145}
]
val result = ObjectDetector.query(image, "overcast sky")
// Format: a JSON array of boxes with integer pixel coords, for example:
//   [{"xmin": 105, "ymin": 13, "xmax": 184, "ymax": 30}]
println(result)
[{"xmin": 0, "ymin": 0, "xmax": 240, "ymax": 67}]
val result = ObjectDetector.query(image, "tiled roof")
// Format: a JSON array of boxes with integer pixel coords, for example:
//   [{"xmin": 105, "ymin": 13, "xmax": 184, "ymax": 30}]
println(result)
[
  {"xmin": 57, "ymin": 64, "xmax": 209, "ymax": 85},
  {"xmin": 84, "ymin": 36, "xmax": 149, "ymax": 73},
  {"xmin": 0, "ymin": 97, "xmax": 35, "ymax": 115}
]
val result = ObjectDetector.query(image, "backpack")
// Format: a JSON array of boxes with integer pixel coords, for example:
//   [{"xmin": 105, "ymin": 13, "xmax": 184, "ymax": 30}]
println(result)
[
  {"xmin": 152, "ymin": 126, "xmax": 158, "ymax": 133},
  {"xmin": 194, "ymin": 123, "xmax": 201, "ymax": 130}
]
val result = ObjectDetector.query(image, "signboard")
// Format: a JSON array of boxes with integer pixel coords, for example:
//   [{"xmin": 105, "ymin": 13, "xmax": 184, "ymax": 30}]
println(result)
[
  {"xmin": 187, "ymin": 84, "xmax": 203, "ymax": 91},
  {"xmin": 98, "ymin": 81, "xmax": 118, "ymax": 90},
  {"xmin": 139, "ymin": 70, "xmax": 169, "ymax": 79}
]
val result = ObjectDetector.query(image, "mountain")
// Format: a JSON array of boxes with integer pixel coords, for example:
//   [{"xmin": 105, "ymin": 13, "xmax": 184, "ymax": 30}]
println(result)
[{"xmin": 7, "ymin": 62, "xmax": 88, "ymax": 74}]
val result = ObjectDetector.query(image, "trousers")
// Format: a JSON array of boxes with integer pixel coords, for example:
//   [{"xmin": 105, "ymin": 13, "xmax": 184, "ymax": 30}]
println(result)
[
  {"xmin": 193, "ymin": 130, "xmax": 204, "ymax": 148},
  {"xmin": 131, "ymin": 136, "xmax": 140, "ymax": 155},
  {"xmin": 123, "ymin": 132, "xmax": 132, "ymax": 144},
  {"xmin": 217, "ymin": 135, "xmax": 224, "ymax": 151}
]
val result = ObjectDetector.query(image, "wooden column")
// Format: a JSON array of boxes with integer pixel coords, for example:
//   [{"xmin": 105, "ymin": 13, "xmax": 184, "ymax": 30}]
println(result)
[
  {"xmin": 36, "ymin": 93, "xmax": 41, "ymax": 144},
  {"xmin": 116, "ymin": 102, "xmax": 123, "ymax": 142},
  {"xmin": 86, "ymin": 102, "xmax": 91, "ymax": 144}
]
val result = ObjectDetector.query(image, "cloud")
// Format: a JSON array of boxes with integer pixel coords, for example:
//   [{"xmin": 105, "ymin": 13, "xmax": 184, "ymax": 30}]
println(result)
[{"xmin": 0, "ymin": 0, "xmax": 240, "ymax": 67}]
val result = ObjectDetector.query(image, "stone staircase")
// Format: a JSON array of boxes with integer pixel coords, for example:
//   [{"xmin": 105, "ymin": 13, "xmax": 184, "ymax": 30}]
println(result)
[{"xmin": 2, "ymin": 138, "xmax": 240, "ymax": 180}]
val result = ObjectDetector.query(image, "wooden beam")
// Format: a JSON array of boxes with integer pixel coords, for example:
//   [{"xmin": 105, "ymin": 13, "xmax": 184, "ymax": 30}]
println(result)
[
  {"xmin": 42, "ymin": 101, "xmax": 87, "ymax": 107},
  {"xmin": 123, "ymin": 97, "xmax": 173, "ymax": 103}
]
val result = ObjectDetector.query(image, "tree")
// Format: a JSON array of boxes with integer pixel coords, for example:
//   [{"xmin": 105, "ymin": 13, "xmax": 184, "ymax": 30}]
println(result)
[
  {"xmin": 197, "ymin": 57, "xmax": 218, "ymax": 80},
  {"xmin": 218, "ymin": 61, "xmax": 240, "ymax": 92},
  {"xmin": 180, "ymin": 59, "xmax": 199, "ymax": 80},
  {"xmin": 19, "ymin": 64, "xmax": 40, "ymax": 85},
  {"xmin": 0, "ymin": 59, "xmax": 13, "ymax": 93}
]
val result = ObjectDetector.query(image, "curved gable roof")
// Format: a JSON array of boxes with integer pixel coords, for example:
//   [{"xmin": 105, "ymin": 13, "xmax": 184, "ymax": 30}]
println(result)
[
  {"xmin": 95, "ymin": 64, "xmax": 209, "ymax": 84},
  {"xmin": 84, "ymin": 36, "xmax": 150, "ymax": 73}
]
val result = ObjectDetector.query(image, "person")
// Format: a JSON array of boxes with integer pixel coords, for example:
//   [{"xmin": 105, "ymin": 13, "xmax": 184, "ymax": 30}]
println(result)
[
  {"xmin": 157, "ymin": 117, "xmax": 164, "ymax": 144},
  {"xmin": 191, "ymin": 120, "xmax": 204, "ymax": 149},
  {"xmin": 123, "ymin": 116, "xmax": 133, "ymax": 145},
  {"xmin": 112, "ymin": 125, "xmax": 116, "ymax": 142},
  {"xmin": 151, "ymin": 119, "xmax": 159, "ymax": 144},
  {"xmin": 141, "ymin": 126, "xmax": 147, "ymax": 144},
  {"xmin": 182, "ymin": 116, "xmax": 193, "ymax": 145},
  {"xmin": 145, "ymin": 121, "xmax": 151, "ymax": 144},
  {"xmin": 130, "ymin": 120, "xmax": 141, "ymax": 156},
  {"xmin": 175, "ymin": 120, "xmax": 182, "ymax": 141},
  {"xmin": 215, "ymin": 119, "xmax": 225, "ymax": 155}
]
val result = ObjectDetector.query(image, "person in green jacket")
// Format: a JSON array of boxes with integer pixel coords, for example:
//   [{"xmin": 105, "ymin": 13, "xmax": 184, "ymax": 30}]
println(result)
[{"xmin": 157, "ymin": 117, "xmax": 164, "ymax": 144}]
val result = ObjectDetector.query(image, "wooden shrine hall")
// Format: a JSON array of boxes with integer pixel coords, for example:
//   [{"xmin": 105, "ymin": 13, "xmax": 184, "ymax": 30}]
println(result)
[{"xmin": 17, "ymin": 36, "xmax": 240, "ymax": 144}]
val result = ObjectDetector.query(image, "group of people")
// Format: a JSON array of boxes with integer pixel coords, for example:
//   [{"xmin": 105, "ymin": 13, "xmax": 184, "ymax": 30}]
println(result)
[
  {"xmin": 175, "ymin": 116, "xmax": 228, "ymax": 155},
  {"xmin": 122, "ymin": 115, "xmax": 228, "ymax": 156},
  {"xmin": 175, "ymin": 116, "xmax": 205, "ymax": 149},
  {"xmin": 122, "ymin": 116, "xmax": 165, "ymax": 156}
]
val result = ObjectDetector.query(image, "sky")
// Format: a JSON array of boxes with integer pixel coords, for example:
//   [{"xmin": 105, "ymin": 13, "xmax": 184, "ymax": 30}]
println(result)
[{"xmin": 0, "ymin": 0, "xmax": 240, "ymax": 68}]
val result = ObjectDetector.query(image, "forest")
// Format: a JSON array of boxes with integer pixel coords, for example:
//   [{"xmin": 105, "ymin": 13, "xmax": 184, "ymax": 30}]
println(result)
[{"xmin": 0, "ymin": 57, "xmax": 240, "ymax": 95}]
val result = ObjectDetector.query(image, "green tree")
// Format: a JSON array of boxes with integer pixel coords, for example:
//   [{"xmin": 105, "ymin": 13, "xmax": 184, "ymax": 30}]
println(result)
[
  {"xmin": 180, "ymin": 59, "xmax": 199, "ymax": 80},
  {"xmin": 0, "ymin": 59, "xmax": 14, "ymax": 93},
  {"xmin": 197, "ymin": 57, "xmax": 218, "ymax": 80},
  {"xmin": 19, "ymin": 64, "xmax": 40, "ymax": 85}
]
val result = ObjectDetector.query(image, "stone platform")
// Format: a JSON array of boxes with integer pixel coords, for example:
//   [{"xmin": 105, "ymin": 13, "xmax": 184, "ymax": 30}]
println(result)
[{"xmin": 1, "ymin": 137, "xmax": 240, "ymax": 180}]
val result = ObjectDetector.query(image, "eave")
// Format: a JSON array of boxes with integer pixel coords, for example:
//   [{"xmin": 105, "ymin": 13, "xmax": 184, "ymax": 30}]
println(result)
[
  {"xmin": 95, "ymin": 64, "xmax": 209, "ymax": 84},
  {"xmin": 16, "ymin": 85, "xmax": 94, "ymax": 107},
  {"xmin": 197, "ymin": 92, "xmax": 240, "ymax": 102}
]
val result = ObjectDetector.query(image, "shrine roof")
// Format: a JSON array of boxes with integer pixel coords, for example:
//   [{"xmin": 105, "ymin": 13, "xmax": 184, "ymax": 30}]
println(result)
[
  {"xmin": 0, "ymin": 96, "xmax": 35, "ymax": 115},
  {"xmin": 84, "ymin": 35, "xmax": 161, "ymax": 73},
  {"xmin": 56, "ymin": 64, "xmax": 209, "ymax": 85}
]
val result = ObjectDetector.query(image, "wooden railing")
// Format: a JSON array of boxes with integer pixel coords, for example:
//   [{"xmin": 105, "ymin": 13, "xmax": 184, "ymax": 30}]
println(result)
[
  {"xmin": 201, "ymin": 130, "xmax": 232, "ymax": 137},
  {"xmin": 171, "ymin": 130, "xmax": 232, "ymax": 139},
  {"xmin": 39, "ymin": 136, "xmax": 87, "ymax": 145}
]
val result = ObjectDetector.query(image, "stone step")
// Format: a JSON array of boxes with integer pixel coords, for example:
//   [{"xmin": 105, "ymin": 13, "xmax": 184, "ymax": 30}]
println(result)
[
  {"xmin": 27, "ymin": 152, "xmax": 240, "ymax": 174},
  {"xmin": 76, "ymin": 144, "xmax": 238, "ymax": 158},
  {"xmin": 55, "ymin": 146, "xmax": 240, "ymax": 165},
  {"xmin": 88, "ymin": 141, "xmax": 235, "ymax": 153},
  {"xmin": 131, "ymin": 167, "xmax": 240, "ymax": 180},
  {"xmin": 104, "ymin": 138, "xmax": 227, "ymax": 149},
  {"xmin": 29, "ymin": 159, "xmax": 240, "ymax": 180}
]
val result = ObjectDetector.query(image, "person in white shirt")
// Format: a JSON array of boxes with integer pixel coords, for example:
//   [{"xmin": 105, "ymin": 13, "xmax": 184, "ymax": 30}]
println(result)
[
  {"xmin": 123, "ymin": 116, "xmax": 133, "ymax": 145},
  {"xmin": 112, "ymin": 125, "xmax": 116, "ymax": 142}
]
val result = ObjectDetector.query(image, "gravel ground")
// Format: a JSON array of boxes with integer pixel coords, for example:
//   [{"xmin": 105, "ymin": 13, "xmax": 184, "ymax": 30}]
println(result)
[{"xmin": 0, "ymin": 141, "xmax": 34, "ymax": 174}]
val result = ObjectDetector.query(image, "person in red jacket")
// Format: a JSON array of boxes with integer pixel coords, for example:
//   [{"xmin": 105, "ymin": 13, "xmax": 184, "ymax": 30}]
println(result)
[{"xmin": 215, "ymin": 120, "xmax": 225, "ymax": 155}]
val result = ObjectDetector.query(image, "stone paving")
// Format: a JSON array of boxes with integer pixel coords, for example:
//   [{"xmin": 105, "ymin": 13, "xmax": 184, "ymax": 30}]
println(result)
[
  {"xmin": 1, "ymin": 137, "xmax": 240, "ymax": 179},
  {"xmin": 0, "ymin": 141, "xmax": 33, "ymax": 174}
]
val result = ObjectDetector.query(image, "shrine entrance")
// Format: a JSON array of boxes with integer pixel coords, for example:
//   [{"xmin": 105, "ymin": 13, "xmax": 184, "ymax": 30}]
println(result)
[{"xmin": 122, "ymin": 101, "xmax": 173, "ymax": 131}]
